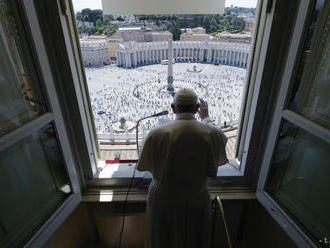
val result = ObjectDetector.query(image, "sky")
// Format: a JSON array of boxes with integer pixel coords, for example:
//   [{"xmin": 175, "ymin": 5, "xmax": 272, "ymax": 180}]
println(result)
[{"xmin": 72, "ymin": 0, "xmax": 258, "ymax": 11}]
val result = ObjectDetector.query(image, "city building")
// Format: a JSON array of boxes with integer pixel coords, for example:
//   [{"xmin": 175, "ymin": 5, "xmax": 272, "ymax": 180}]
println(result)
[
  {"xmin": 111, "ymin": 27, "xmax": 173, "ymax": 42},
  {"xmin": 116, "ymin": 41, "xmax": 250, "ymax": 68},
  {"xmin": 80, "ymin": 39, "xmax": 110, "ymax": 66},
  {"xmin": 111, "ymin": 27, "xmax": 150, "ymax": 42},
  {"xmin": 107, "ymin": 38, "xmax": 123, "ymax": 61},
  {"xmin": 244, "ymin": 18, "xmax": 255, "ymax": 32},
  {"xmin": 150, "ymin": 31, "xmax": 173, "ymax": 41},
  {"xmin": 214, "ymin": 31, "xmax": 252, "ymax": 43},
  {"xmin": 180, "ymin": 27, "xmax": 210, "ymax": 41},
  {"xmin": 82, "ymin": 21, "xmax": 94, "ymax": 27},
  {"xmin": 180, "ymin": 27, "xmax": 206, "ymax": 34},
  {"xmin": 112, "ymin": 14, "xmax": 136, "ymax": 22}
]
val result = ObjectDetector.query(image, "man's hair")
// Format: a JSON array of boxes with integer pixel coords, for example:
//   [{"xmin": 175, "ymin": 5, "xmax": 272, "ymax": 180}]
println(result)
[{"xmin": 175, "ymin": 104, "xmax": 197, "ymax": 113}]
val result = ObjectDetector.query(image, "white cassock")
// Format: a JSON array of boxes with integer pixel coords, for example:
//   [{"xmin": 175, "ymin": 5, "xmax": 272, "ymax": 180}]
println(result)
[{"xmin": 137, "ymin": 112, "xmax": 228, "ymax": 248}]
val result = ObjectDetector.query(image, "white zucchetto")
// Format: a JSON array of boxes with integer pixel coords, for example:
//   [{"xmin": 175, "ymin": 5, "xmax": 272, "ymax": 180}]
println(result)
[{"xmin": 173, "ymin": 88, "xmax": 198, "ymax": 106}]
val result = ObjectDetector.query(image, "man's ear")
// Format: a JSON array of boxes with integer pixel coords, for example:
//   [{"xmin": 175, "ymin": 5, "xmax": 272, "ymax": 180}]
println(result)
[{"xmin": 171, "ymin": 103, "xmax": 176, "ymax": 114}]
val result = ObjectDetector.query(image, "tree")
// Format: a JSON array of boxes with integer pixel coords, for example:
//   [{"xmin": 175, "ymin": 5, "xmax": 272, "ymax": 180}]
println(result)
[
  {"xmin": 76, "ymin": 12, "xmax": 83, "ymax": 22},
  {"xmin": 104, "ymin": 15, "xmax": 114, "ymax": 24},
  {"xmin": 116, "ymin": 16, "xmax": 124, "ymax": 21},
  {"xmin": 89, "ymin": 9, "xmax": 103, "ymax": 23},
  {"xmin": 95, "ymin": 19, "xmax": 103, "ymax": 27},
  {"xmin": 106, "ymin": 23, "xmax": 117, "ymax": 35},
  {"xmin": 81, "ymin": 8, "xmax": 92, "ymax": 22}
]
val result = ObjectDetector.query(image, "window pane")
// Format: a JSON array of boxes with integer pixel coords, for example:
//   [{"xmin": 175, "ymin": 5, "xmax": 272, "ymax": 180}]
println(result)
[
  {"xmin": 0, "ymin": 1, "xmax": 47, "ymax": 136},
  {"xmin": 289, "ymin": 0, "xmax": 330, "ymax": 129},
  {"xmin": 266, "ymin": 121, "xmax": 330, "ymax": 243},
  {"xmin": 0, "ymin": 123, "xmax": 71, "ymax": 247},
  {"xmin": 72, "ymin": 0, "xmax": 259, "ymax": 177}
]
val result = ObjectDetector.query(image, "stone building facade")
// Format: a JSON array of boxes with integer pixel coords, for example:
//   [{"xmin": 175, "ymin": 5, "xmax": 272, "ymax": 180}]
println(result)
[
  {"xmin": 80, "ymin": 39, "xmax": 110, "ymax": 67},
  {"xmin": 111, "ymin": 27, "xmax": 172, "ymax": 43},
  {"xmin": 116, "ymin": 41, "xmax": 250, "ymax": 69},
  {"xmin": 180, "ymin": 27, "xmax": 210, "ymax": 41}
]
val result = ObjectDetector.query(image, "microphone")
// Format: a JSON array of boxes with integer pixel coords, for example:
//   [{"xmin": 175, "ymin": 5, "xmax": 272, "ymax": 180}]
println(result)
[
  {"xmin": 136, "ymin": 110, "xmax": 169, "ymax": 155},
  {"xmin": 151, "ymin": 110, "xmax": 169, "ymax": 117}
]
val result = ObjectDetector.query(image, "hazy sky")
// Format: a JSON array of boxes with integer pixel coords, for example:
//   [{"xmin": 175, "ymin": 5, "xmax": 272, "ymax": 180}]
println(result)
[{"xmin": 72, "ymin": 0, "xmax": 258, "ymax": 11}]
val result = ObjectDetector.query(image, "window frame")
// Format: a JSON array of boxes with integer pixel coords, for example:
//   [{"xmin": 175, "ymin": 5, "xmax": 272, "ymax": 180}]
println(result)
[
  {"xmin": 64, "ymin": 1, "xmax": 269, "ymax": 187},
  {"xmin": 256, "ymin": 0, "xmax": 329, "ymax": 246},
  {"xmin": 0, "ymin": 0, "xmax": 82, "ymax": 247},
  {"xmin": 45, "ymin": 0, "xmax": 299, "ymax": 189}
]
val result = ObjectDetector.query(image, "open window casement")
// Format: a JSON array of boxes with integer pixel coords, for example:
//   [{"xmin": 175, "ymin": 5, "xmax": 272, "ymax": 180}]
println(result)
[
  {"xmin": 0, "ymin": 0, "xmax": 82, "ymax": 247},
  {"xmin": 256, "ymin": 0, "xmax": 330, "ymax": 246},
  {"xmin": 67, "ymin": 0, "xmax": 268, "ymax": 186}
]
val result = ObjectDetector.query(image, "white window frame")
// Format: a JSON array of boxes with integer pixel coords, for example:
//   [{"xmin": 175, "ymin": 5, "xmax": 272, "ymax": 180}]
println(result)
[
  {"xmin": 63, "ymin": 0, "xmax": 277, "ymax": 187},
  {"xmin": 256, "ymin": 0, "xmax": 329, "ymax": 246},
  {"xmin": 0, "ymin": 0, "xmax": 82, "ymax": 247},
  {"xmin": 40, "ymin": 0, "xmax": 301, "ymax": 189}
]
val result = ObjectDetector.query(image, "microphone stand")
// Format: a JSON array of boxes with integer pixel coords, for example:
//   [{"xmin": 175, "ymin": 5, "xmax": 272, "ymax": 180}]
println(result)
[
  {"xmin": 118, "ymin": 111, "xmax": 168, "ymax": 248},
  {"xmin": 136, "ymin": 116, "xmax": 149, "ymax": 156}
]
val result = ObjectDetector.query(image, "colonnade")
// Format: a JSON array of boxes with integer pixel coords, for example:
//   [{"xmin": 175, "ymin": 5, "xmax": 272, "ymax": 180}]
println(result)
[{"xmin": 116, "ymin": 41, "xmax": 250, "ymax": 69}]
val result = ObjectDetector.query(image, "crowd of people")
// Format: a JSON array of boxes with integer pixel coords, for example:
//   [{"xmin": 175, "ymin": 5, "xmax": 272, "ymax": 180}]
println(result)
[{"xmin": 87, "ymin": 63, "xmax": 245, "ymax": 137}]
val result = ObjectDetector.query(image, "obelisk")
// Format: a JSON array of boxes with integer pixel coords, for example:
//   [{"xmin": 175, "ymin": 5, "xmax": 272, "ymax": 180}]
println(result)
[{"xmin": 167, "ymin": 39, "xmax": 174, "ymax": 92}]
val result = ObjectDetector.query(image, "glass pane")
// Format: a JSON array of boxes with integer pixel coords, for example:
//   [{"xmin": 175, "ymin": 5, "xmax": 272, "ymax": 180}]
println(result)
[
  {"xmin": 266, "ymin": 121, "xmax": 330, "ymax": 243},
  {"xmin": 289, "ymin": 0, "xmax": 330, "ymax": 129},
  {"xmin": 0, "ymin": 1, "xmax": 47, "ymax": 136},
  {"xmin": 72, "ymin": 0, "xmax": 259, "ymax": 177},
  {"xmin": 0, "ymin": 123, "xmax": 71, "ymax": 248}
]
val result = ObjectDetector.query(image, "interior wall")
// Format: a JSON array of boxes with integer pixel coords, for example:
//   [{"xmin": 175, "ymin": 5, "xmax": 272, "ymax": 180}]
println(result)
[
  {"xmin": 45, "ymin": 200, "xmax": 297, "ymax": 248},
  {"xmin": 44, "ymin": 203, "xmax": 99, "ymax": 248}
]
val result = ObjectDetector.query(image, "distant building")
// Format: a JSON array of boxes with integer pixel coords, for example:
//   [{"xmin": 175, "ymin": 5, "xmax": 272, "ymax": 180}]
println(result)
[
  {"xmin": 108, "ymin": 38, "xmax": 123, "ymax": 60},
  {"xmin": 116, "ymin": 41, "xmax": 250, "ymax": 69},
  {"xmin": 180, "ymin": 33, "xmax": 210, "ymax": 41},
  {"xmin": 214, "ymin": 32, "xmax": 252, "ymax": 44},
  {"xmin": 112, "ymin": 14, "xmax": 136, "ymax": 22},
  {"xmin": 80, "ymin": 39, "xmax": 110, "ymax": 67},
  {"xmin": 180, "ymin": 27, "xmax": 206, "ymax": 34},
  {"xmin": 111, "ymin": 27, "xmax": 148, "ymax": 42},
  {"xmin": 150, "ymin": 31, "xmax": 173, "ymax": 41},
  {"xmin": 82, "ymin": 22, "xmax": 94, "ymax": 27},
  {"xmin": 244, "ymin": 18, "xmax": 255, "ymax": 32},
  {"xmin": 111, "ymin": 27, "xmax": 172, "ymax": 42},
  {"xmin": 180, "ymin": 27, "xmax": 210, "ymax": 41}
]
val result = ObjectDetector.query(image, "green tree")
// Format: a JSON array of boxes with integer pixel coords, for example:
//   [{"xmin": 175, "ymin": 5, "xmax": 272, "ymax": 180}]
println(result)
[
  {"xmin": 116, "ymin": 16, "xmax": 124, "ymax": 21},
  {"xmin": 95, "ymin": 19, "xmax": 103, "ymax": 27},
  {"xmin": 106, "ymin": 23, "xmax": 117, "ymax": 35},
  {"xmin": 89, "ymin": 9, "xmax": 103, "ymax": 23},
  {"xmin": 104, "ymin": 15, "xmax": 114, "ymax": 24},
  {"xmin": 81, "ymin": 8, "xmax": 92, "ymax": 22}
]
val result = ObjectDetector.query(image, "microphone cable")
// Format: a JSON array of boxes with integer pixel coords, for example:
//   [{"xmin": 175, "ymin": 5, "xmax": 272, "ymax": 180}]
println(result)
[{"xmin": 117, "ymin": 110, "xmax": 168, "ymax": 248}]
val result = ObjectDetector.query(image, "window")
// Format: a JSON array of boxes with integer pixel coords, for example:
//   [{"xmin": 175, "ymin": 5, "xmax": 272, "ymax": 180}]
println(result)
[
  {"xmin": 257, "ymin": 0, "xmax": 330, "ymax": 246},
  {"xmin": 0, "ymin": 0, "xmax": 81, "ymax": 246},
  {"xmin": 70, "ymin": 0, "xmax": 262, "ymax": 182},
  {"xmin": 3, "ymin": 0, "xmax": 327, "ymax": 246}
]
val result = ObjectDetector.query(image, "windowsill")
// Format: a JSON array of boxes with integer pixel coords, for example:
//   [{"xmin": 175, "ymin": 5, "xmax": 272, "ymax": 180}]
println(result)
[
  {"xmin": 96, "ymin": 159, "xmax": 244, "ymax": 179},
  {"xmin": 82, "ymin": 187, "xmax": 255, "ymax": 203}
]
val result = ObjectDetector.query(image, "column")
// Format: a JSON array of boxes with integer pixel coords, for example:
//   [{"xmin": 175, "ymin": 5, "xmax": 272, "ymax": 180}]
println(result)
[
  {"xmin": 223, "ymin": 50, "xmax": 228, "ymax": 65},
  {"xmin": 128, "ymin": 52, "xmax": 132, "ymax": 68},
  {"xmin": 143, "ymin": 50, "xmax": 145, "ymax": 64},
  {"xmin": 116, "ymin": 52, "xmax": 119, "ymax": 65}
]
